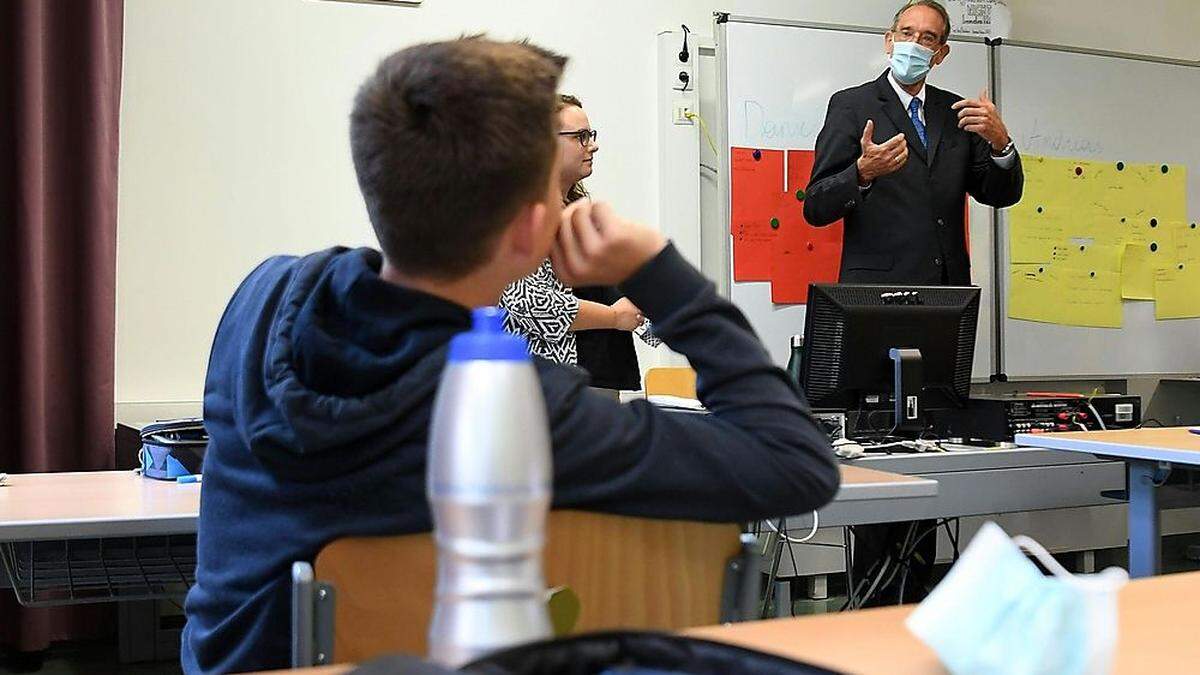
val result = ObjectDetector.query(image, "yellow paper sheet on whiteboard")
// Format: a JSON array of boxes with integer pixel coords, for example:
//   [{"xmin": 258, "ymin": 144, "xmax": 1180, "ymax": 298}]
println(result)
[
  {"xmin": 1008, "ymin": 264, "xmax": 1060, "ymax": 323},
  {"xmin": 1011, "ymin": 156, "xmax": 1189, "ymax": 263},
  {"xmin": 1121, "ymin": 162, "xmax": 1188, "ymax": 222},
  {"xmin": 1053, "ymin": 268, "xmax": 1123, "ymax": 328},
  {"xmin": 1074, "ymin": 215, "xmax": 1129, "ymax": 248},
  {"xmin": 1051, "ymin": 241, "xmax": 1123, "ymax": 273},
  {"xmin": 1154, "ymin": 263, "xmax": 1200, "ymax": 319},
  {"xmin": 1121, "ymin": 243, "xmax": 1156, "ymax": 300},
  {"xmin": 1009, "ymin": 209, "xmax": 1065, "ymax": 263},
  {"xmin": 1172, "ymin": 220, "xmax": 1200, "ymax": 264},
  {"xmin": 1121, "ymin": 237, "xmax": 1177, "ymax": 301}
]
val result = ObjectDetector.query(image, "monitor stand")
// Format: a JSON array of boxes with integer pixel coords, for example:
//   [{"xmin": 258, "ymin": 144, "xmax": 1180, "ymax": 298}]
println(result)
[{"xmin": 889, "ymin": 347, "xmax": 924, "ymax": 437}]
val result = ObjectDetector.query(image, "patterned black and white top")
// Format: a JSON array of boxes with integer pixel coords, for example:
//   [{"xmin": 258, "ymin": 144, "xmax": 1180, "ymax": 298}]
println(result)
[{"xmin": 500, "ymin": 259, "xmax": 580, "ymax": 363}]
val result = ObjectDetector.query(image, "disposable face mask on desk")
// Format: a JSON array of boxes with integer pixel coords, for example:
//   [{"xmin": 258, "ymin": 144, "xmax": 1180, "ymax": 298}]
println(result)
[{"xmin": 906, "ymin": 521, "xmax": 1127, "ymax": 675}]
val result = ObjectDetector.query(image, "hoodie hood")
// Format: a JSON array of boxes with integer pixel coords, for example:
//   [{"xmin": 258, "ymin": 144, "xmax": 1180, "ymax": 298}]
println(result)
[{"xmin": 232, "ymin": 247, "xmax": 471, "ymax": 467}]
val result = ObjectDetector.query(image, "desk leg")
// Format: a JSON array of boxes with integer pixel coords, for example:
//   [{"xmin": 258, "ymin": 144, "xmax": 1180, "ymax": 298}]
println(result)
[{"xmin": 1127, "ymin": 460, "xmax": 1163, "ymax": 578}]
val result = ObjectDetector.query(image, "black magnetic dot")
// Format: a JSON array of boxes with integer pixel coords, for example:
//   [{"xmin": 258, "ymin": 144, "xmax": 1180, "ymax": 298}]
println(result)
[
  {"xmin": 1075, "ymin": 166, "xmax": 1083, "ymax": 176},
  {"xmin": 1191, "ymin": 223, "xmax": 1197, "ymax": 229},
  {"xmin": 1179, "ymin": 264, "xmax": 1186, "ymax": 270},
  {"xmin": 1161, "ymin": 164, "xmax": 1169, "ymax": 174},
  {"xmin": 1116, "ymin": 162, "xmax": 1125, "ymax": 171},
  {"xmin": 769, "ymin": 217, "xmax": 780, "ymax": 229},
  {"xmin": 1038, "ymin": 267, "xmax": 1044, "ymax": 273},
  {"xmin": 1150, "ymin": 242, "xmax": 1159, "ymax": 252},
  {"xmin": 1150, "ymin": 218, "xmax": 1158, "ymax": 228},
  {"xmin": 752, "ymin": 149, "xmax": 762, "ymax": 161},
  {"xmin": 1089, "ymin": 271, "xmax": 1096, "ymax": 278},
  {"xmin": 1079, "ymin": 245, "xmax": 1086, "ymax": 251},
  {"xmin": 1037, "ymin": 206, "xmax": 1044, "ymax": 214},
  {"xmin": 1120, "ymin": 217, "xmax": 1127, "ymax": 223}
]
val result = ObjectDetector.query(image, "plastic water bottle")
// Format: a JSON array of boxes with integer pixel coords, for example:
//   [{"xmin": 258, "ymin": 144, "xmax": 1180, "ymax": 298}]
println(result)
[{"xmin": 426, "ymin": 307, "xmax": 553, "ymax": 667}]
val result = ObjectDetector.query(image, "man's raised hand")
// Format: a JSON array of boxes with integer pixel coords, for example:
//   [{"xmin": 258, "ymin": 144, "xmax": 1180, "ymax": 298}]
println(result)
[
  {"xmin": 855, "ymin": 119, "xmax": 908, "ymax": 185},
  {"xmin": 951, "ymin": 88, "xmax": 1010, "ymax": 152}
]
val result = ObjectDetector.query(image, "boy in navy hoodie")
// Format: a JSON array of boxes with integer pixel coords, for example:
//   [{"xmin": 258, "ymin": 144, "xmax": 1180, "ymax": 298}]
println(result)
[{"xmin": 181, "ymin": 37, "xmax": 839, "ymax": 674}]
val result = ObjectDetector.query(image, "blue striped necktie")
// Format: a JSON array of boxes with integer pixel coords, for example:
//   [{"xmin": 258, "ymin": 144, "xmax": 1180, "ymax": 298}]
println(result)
[{"xmin": 909, "ymin": 97, "xmax": 927, "ymax": 148}]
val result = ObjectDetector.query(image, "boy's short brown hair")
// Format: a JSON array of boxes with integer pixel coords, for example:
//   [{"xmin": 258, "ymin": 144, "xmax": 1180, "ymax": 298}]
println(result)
[{"xmin": 350, "ymin": 37, "xmax": 566, "ymax": 279}]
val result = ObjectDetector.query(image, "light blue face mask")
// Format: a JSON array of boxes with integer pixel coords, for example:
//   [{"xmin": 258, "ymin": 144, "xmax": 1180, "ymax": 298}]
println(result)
[
  {"xmin": 906, "ymin": 522, "xmax": 1127, "ymax": 675},
  {"xmin": 890, "ymin": 40, "xmax": 936, "ymax": 85}
]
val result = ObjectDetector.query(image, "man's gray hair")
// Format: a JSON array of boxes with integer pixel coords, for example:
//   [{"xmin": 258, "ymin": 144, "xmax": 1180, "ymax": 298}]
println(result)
[{"xmin": 892, "ymin": 0, "xmax": 952, "ymax": 43}]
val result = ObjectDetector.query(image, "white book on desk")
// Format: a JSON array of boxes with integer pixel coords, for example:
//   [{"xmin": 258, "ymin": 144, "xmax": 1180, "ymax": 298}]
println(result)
[{"xmin": 646, "ymin": 395, "xmax": 706, "ymax": 412}]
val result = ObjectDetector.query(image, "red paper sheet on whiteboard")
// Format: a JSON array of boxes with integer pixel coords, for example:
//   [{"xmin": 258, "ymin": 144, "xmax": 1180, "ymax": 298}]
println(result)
[
  {"xmin": 769, "ymin": 150, "xmax": 844, "ymax": 304},
  {"xmin": 730, "ymin": 148, "xmax": 784, "ymax": 281}
]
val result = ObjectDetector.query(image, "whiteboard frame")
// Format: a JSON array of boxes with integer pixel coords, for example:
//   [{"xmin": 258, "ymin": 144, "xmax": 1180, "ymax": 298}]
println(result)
[{"xmin": 998, "ymin": 38, "xmax": 1199, "ymax": 69}]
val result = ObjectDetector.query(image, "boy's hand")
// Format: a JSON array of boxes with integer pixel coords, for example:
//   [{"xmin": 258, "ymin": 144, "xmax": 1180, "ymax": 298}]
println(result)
[{"xmin": 551, "ymin": 200, "xmax": 667, "ymax": 287}]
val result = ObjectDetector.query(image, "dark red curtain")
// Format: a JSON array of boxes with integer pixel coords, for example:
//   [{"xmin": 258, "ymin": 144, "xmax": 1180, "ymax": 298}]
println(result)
[{"xmin": 0, "ymin": 0, "xmax": 123, "ymax": 651}]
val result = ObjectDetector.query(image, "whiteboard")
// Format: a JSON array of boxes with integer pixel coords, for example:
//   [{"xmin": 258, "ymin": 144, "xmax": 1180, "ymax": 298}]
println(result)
[
  {"xmin": 717, "ymin": 17, "xmax": 995, "ymax": 378},
  {"xmin": 998, "ymin": 43, "xmax": 1200, "ymax": 378}
]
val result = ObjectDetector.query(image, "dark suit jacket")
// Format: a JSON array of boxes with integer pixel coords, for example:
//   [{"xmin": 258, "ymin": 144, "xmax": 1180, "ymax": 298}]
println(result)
[{"xmin": 804, "ymin": 71, "xmax": 1024, "ymax": 285}]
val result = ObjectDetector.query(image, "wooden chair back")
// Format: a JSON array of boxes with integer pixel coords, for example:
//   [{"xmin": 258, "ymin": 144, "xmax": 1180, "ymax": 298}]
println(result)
[
  {"xmin": 313, "ymin": 510, "xmax": 742, "ymax": 664},
  {"xmin": 643, "ymin": 367, "xmax": 697, "ymax": 399}
]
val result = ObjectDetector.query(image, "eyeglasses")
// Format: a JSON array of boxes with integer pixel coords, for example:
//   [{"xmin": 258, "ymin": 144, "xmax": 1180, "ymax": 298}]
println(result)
[
  {"xmin": 893, "ymin": 27, "xmax": 943, "ymax": 49},
  {"xmin": 558, "ymin": 128, "xmax": 598, "ymax": 147}
]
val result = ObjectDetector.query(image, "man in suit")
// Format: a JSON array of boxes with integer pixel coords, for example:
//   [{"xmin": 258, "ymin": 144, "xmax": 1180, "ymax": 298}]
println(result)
[
  {"xmin": 805, "ymin": 0, "xmax": 1023, "ymax": 285},
  {"xmin": 804, "ymin": 0, "xmax": 1024, "ymax": 607}
]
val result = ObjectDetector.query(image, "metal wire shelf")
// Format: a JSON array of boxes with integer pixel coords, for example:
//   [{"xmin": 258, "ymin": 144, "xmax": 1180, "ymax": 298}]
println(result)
[{"xmin": 0, "ymin": 534, "xmax": 196, "ymax": 607}]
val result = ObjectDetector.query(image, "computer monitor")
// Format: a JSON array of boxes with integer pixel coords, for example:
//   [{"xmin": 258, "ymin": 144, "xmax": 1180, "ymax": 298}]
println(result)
[{"xmin": 799, "ymin": 284, "xmax": 980, "ymax": 437}]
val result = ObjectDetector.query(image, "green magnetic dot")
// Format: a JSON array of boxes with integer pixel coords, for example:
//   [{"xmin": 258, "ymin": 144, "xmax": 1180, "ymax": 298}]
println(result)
[
  {"xmin": 795, "ymin": 189, "xmax": 806, "ymax": 202},
  {"xmin": 770, "ymin": 217, "xmax": 780, "ymax": 229}
]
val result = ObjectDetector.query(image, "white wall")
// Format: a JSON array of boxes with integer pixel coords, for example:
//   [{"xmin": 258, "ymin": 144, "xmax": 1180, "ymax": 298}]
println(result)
[{"xmin": 116, "ymin": 0, "xmax": 1200, "ymax": 405}]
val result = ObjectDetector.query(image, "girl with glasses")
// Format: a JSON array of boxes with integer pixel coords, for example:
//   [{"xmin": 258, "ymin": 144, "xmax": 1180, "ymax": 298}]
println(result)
[{"xmin": 500, "ymin": 95, "xmax": 658, "ymax": 374}]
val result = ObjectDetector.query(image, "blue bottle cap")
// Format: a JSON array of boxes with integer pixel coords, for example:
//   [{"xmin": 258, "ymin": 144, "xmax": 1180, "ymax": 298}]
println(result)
[{"xmin": 447, "ymin": 307, "xmax": 531, "ymax": 362}]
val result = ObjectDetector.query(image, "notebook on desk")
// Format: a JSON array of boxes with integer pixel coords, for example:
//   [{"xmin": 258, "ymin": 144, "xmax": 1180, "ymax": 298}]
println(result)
[{"xmin": 646, "ymin": 395, "xmax": 706, "ymax": 412}]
